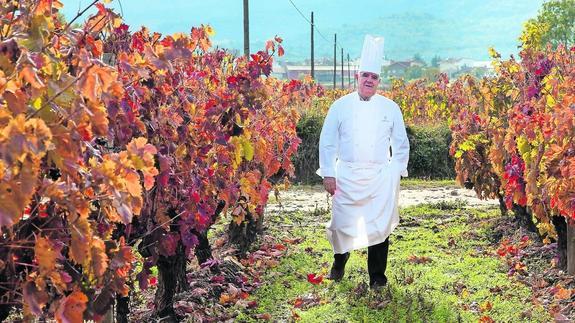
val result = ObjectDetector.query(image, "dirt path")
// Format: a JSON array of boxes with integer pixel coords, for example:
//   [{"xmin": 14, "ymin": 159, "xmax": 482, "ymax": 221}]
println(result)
[{"xmin": 267, "ymin": 185, "xmax": 498, "ymax": 214}]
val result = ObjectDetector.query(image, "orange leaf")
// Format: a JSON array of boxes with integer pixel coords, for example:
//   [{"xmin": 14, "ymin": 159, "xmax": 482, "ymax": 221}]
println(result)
[
  {"xmin": 55, "ymin": 291, "xmax": 88, "ymax": 323},
  {"xmin": 554, "ymin": 286, "xmax": 572, "ymax": 300},
  {"xmin": 293, "ymin": 298, "xmax": 303, "ymax": 308},
  {"xmin": 35, "ymin": 236, "xmax": 60, "ymax": 275},
  {"xmin": 70, "ymin": 216, "xmax": 91, "ymax": 265},
  {"xmin": 90, "ymin": 238, "xmax": 109, "ymax": 278},
  {"xmin": 479, "ymin": 316, "xmax": 494, "ymax": 323},
  {"xmin": 124, "ymin": 171, "xmax": 142, "ymax": 197},
  {"xmin": 79, "ymin": 67, "xmax": 98, "ymax": 103},
  {"xmin": 219, "ymin": 293, "xmax": 236, "ymax": 305},
  {"xmin": 20, "ymin": 66, "xmax": 45, "ymax": 89}
]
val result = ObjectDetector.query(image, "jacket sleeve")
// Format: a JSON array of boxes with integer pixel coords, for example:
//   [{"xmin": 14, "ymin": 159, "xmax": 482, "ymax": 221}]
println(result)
[
  {"xmin": 316, "ymin": 103, "xmax": 339, "ymax": 178},
  {"xmin": 390, "ymin": 104, "xmax": 410, "ymax": 177}
]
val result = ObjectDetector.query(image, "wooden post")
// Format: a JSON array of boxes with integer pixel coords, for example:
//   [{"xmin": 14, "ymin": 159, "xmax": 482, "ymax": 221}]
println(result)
[
  {"xmin": 333, "ymin": 33, "xmax": 337, "ymax": 89},
  {"xmin": 353, "ymin": 62, "xmax": 356, "ymax": 90},
  {"xmin": 243, "ymin": 0, "xmax": 249, "ymax": 58},
  {"xmin": 310, "ymin": 11, "xmax": 314, "ymax": 80},
  {"xmin": 341, "ymin": 47, "xmax": 344, "ymax": 89},
  {"xmin": 347, "ymin": 53, "xmax": 351, "ymax": 88},
  {"xmin": 568, "ymin": 219, "xmax": 575, "ymax": 274}
]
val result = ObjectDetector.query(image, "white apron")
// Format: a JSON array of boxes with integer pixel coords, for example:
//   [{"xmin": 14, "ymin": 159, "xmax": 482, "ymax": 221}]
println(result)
[
  {"xmin": 317, "ymin": 92, "xmax": 410, "ymax": 254},
  {"xmin": 327, "ymin": 161, "xmax": 402, "ymax": 254}
]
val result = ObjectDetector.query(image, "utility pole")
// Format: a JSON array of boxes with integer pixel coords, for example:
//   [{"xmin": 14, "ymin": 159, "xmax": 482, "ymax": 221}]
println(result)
[
  {"xmin": 243, "ymin": 0, "xmax": 249, "ymax": 58},
  {"xmin": 347, "ymin": 53, "xmax": 351, "ymax": 88},
  {"xmin": 333, "ymin": 34, "xmax": 337, "ymax": 89},
  {"xmin": 310, "ymin": 11, "xmax": 315, "ymax": 80},
  {"xmin": 353, "ymin": 58, "xmax": 356, "ymax": 90},
  {"xmin": 341, "ymin": 47, "xmax": 344, "ymax": 89}
]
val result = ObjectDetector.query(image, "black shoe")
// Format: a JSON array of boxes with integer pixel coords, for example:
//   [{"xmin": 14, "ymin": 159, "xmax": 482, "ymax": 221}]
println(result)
[
  {"xmin": 327, "ymin": 253, "xmax": 350, "ymax": 282},
  {"xmin": 369, "ymin": 281, "xmax": 386, "ymax": 291},
  {"xmin": 369, "ymin": 277, "xmax": 387, "ymax": 290},
  {"xmin": 327, "ymin": 266, "xmax": 345, "ymax": 281}
]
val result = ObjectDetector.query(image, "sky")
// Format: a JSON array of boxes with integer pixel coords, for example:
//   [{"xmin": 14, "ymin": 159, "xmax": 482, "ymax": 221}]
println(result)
[{"xmin": 60, "ymin": 0, "xmax": 546, "ymax": 63}]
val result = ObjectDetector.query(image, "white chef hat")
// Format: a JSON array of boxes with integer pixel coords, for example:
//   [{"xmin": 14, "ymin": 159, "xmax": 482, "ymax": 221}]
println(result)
[{"xmin": 358, "ymin": 35, "xmax": 384, "ymax": 74}]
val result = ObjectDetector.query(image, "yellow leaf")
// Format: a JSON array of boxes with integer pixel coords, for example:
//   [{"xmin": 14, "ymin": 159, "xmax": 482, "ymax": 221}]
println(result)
[
  {"xmin": 205, "ymin": 25, "xmax": 216, "ymax": 37},
  {"xmin": 242, "ymin": 138, "xmax": 254, "ymax": 161},
  {"xmin": 175, "ymin": 144, "xmax": 187, "ymax": 160},
  {"xmin": 546, "ymin": 95, "xmax": 556, "ymax": 108},
  {"xmin": 32, "ymin": 97, "xmax": 42, "ymax": 110}
]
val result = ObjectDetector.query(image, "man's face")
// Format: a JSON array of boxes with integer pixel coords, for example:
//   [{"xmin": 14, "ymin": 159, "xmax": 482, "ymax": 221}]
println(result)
[{"xmin": 356, "ymin": 71, "xmax": 380, "ymax": 98}]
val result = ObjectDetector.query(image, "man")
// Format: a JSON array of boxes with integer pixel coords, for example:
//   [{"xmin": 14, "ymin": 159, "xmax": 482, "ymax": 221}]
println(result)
[{"xmin": 317, "ymin": 35, "xmax": 410, "ymax": 289}]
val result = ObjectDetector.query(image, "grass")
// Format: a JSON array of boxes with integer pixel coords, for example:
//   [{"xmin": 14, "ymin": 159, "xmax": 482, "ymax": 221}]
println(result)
[
  {"xmin": 286, "ymin": 178, "xmax": 459, "ymax": 194},
  {"xmin": 399, "ymin": 178, "xmax": 458, "ymax": 190},
  {"xmin": 234, "ymin": 200, "xmax": 550, "ymax": 322}
]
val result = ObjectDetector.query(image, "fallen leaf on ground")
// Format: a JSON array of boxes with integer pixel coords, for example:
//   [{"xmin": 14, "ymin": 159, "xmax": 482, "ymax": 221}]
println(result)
[
  {"xmin": 282, "ymin": 237, "xmax": 303, "ymax": 244},
  {"xmin": 291, "ymin": 309, "xmax": 301, "ymax": 321},
  {"xmin": 553, "ymin": 285, "xmax": 572, "ymax": 300},
  {"xmin": 479, "ymin": 301, "xmax": 492, "ymax": 313},
  {"xmin": 255, "ymin": 313, "xmax": 271, "ymax": 320},
  {"xmin": 291, "ymin": 293, "xmax": 321, "ymax": 309},
  {"xmin": 479, "ymin": 315, "xmax": 495, "ymax": 323},
  {"xmin": 307, "ymin": 273, "xmax": 323, "ymax": 285},
  {"xmin": 407, "ymin": 255, "xmax": 432, "ymax": 264}
]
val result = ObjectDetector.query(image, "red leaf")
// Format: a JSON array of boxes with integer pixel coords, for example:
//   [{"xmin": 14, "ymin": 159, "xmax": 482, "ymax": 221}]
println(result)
[
  {"xmin": 95, "ymin": 3, "xmax": 106, "ymax": 14},
  {"xmin": 273, "ymin": 243, "xmax": 287, "ymax": 251},
  {"xmin": 293, "ymin": 297, "xmax": 303, "ymax": 308},
  {"xmin": 191, "ymin": 191, "xmax": 200, "ymax": 203},
  {"xmin": 210, "ymin": 275, "xmax": 225, "ymax": 284},
  {"xmin": 306, "ymin": 273, "xmax": 323, "ymax": 285},
  {"xmin": 520, "ymin": 235, "xmax": 529, "ymax": 243},
  {"xmin": 149, "ymin": 276, "xmax": 157, "ymax": 286}
]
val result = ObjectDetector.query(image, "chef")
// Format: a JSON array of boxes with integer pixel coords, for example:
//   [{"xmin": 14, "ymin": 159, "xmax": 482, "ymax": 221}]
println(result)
[{"xmin": 317, "ymin": 35, "xmax": 410, "ymax": 289}]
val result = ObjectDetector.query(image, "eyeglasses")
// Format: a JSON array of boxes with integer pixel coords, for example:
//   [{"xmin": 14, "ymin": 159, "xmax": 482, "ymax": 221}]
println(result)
[{"xmin": 361, "ymin": 72, "xmax": 380, "ymax": 81}]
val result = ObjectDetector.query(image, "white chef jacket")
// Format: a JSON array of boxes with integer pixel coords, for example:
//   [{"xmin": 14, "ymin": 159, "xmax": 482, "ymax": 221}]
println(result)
[{"xmin": 317, "ymin": 92, "xmax": 410, "ymax": 254}]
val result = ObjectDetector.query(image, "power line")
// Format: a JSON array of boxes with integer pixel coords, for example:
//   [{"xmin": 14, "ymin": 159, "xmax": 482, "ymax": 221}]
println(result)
[
  {"xmin": 287, "ymin": 0, "xmax": 344, "ymax": 52},
  {"xmin": 287, "ymin": 0, "xmax": 311, "ymax": 24},
  {"xmin": 287, "ymin": 0, "xmax": 355, "ymax": 89}
]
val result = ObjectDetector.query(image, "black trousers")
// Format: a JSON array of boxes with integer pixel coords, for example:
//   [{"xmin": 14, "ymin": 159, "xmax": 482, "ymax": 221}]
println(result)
[{"xmin": 334, "ymin": 237, "xmax": 389, "ymax": 285}]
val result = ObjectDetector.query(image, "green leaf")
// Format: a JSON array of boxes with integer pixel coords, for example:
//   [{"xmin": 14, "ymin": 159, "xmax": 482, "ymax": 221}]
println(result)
[{"xmin": 242, "ymin": 138, "xmax": 254, "ymax": 161}]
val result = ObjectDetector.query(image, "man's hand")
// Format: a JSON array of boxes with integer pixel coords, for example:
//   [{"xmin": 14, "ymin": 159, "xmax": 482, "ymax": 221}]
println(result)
[{"xmin": 323, "ymin": 177, "xmax": 336, "ymax": 196}]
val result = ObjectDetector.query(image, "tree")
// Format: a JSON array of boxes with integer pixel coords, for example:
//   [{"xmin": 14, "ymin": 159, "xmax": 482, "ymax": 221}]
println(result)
[
  {"xmin": 412, "ymin": 53, "xmax": 426, "ymax": 66},
  {"xmin": 404, "ymin": 65, "xmax": 424, "ymax": 80},
  {"xmin": 520, "ymin": 0, "xmax": 575, "ymax": 49},
  {"xmin": 422, "ymin": 67, "xmax": 441, "ymax": 81},
  {"xmin": 431, "ymin": 55, "xmax": 441, "ymax": 68}
]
